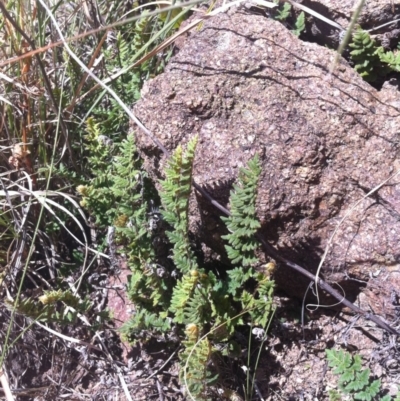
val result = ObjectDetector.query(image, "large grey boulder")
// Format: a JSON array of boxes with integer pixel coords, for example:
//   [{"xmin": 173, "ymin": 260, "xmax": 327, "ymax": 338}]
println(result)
[{"xmin": 132, "ymin": 9, "xmax": 400, "ymax": 317}]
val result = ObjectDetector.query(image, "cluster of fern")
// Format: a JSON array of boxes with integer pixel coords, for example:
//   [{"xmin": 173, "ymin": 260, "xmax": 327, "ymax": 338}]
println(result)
[
  {"xmin": 79, "ymin": 127, "xmax": 274, "ymax": 398},
  {"xmin": 326, "ymin": 349, "xmax": 400, "ymax": 401},
  {"xmin": 72, "ymin": 9, "xmax": 185, "ymax": 172},
  {"xmin": 274, "ymin": 1, "xmax": 305, "ymax": 37},
  {"xmin": 349, "ymin": 28, "xmax": 400, "ymax": 82},
  {"xmin": 126, "ymin": 137, "xmax": 274, "ymax": 399}
]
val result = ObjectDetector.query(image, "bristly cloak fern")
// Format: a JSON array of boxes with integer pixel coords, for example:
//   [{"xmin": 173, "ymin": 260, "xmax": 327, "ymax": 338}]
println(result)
[
  {"xmin": 180, "ymin": 323, "xmax": 218, "ymax": 399},
  {"xmin": 349, "ymin": 29, "xmax": 386, "ymax": 82},
  {"xmin": 222, "ymin": 155, "xmax": 261, "ymax": 298},
  {"xmin": 119, "ymin": 139, "xmax": 275, "ymax": 399},
  {"xmin": 222, "ymin": 155, "xmax": 275, "ymax": 327},
  {"xmin": 349, "ymin": 28, "xmax": 400, "ymax": 82},
  {"xmin": 159, "ymin": 136, "xmax": 199, "ymax": 274},
  {"xmin": 222, "ymin": 155, "xmax": 261, "ymax": 268},
  {"xmin": 325, "ymin": 349, "xmax": 398, "ymax": 401}
]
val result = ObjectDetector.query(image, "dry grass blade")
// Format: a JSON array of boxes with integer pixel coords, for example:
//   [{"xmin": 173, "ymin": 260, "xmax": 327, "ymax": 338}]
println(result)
[
  {"xmin": 329, "ymin": 0, "xmax": 366, "ymax": 75},
  {"xmin": 32, "ymin": 320, "xmax": 103, "ymax": 352},
  {"xmin": 0, "ymin": 0, "xmax": 205, "ymax": 69},
  {"xmin": 0, "ymin": 2, "xmax": 77, "ymax": 169},
  {"xmin": 0, "ymin": 181, "xmax": 107, "ymax": 260},
  {"xmin": 0, "ymin": 370, "xmax": 14, "ymax": 401},
  {"xmin": 65, "ymin": 31, "xmax": 109, "ymax": 115},
  {"xmin": 288, "ymin": 0, "xmax": 344, "ymax": 30},
  {"xmin": 75, "ymin": 0, "xmax": 224, "ymax": 103}
]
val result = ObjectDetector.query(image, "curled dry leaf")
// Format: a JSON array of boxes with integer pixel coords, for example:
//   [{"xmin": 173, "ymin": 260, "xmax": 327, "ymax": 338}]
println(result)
[{"xmin": 8, "ymin": 143, "xmax": 30, "ymax": 169}]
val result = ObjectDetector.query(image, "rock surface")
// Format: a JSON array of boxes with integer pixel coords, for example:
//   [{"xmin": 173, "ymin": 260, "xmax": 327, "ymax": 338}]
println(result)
[
  {"xmin": 302, "ymin": 0, "xmax": 399, "ymax": 30},
  {"xmin": 293, "ymin": 0, "xmax": 400, "ymax": 50},
  {"xmin": 132, "ymin": 9, "xmax": 400, "ymax": 317}
]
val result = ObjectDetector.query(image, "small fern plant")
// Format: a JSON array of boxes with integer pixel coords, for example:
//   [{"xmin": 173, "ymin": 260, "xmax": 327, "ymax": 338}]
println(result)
[
  {"xmin": 326, "ymin": 349, "xmax": 399, "ymax": 401},
  {"xmin": 349, "ymin": 28, "xmax": 400, "ymax": 82},
  {"xmin": 349, "ymin": 29, "xmax": 387, "ymax": 82},
  {"xmin": 274, "ymin": 2, "xmax": 306, "ymax": 37},
  {"xmin": 274, "ymin": 2, "xmax": 291, "ymax": 21}
]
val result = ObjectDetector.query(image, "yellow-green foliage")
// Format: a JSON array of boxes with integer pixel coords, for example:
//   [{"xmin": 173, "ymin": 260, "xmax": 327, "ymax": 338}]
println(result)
[
  {"xmin": 81, "ymin": 129, "xmax": 275, "ymax": 398},
  {"xmin": 160, "ymin": 137, "xmax": 199, "ymax": 274},
  {"xmin": 124, "ymin": 142, "xmax": 274, "ymax": 398},
  {"xmin": 181, "ymin": 324, "xmax": 217, "ymax": 398},
  {"xmin": 7, "ymin": 290, "xmax": 91, "ymax": 324}
]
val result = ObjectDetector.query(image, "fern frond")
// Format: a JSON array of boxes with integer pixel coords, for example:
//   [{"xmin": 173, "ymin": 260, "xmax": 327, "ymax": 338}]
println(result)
[
  {"xmin": 181, "ymin": 324, "xmax": 217, "ymax": 400},
  {"xmin": 240, "ymin": 276, "xmax": 274, "ymax": 327},
  {"xmin": 133, "ymin": 11, "xmax": 151, "ymax": 53},
  {"xmin": 160, "ymin": 136, "xmax": 199, "ymax": 273},
  {"xmin": 379, "ymin": 49, "xmax": 400, "ymax": 72},
  {"xmin": 293, "ymin": 12, "xmax": 305, "ymax": 37},
  {"xmin": 120, "ymin": 309, "xmax": 171, "ymax": 342},
  {"xmin": 116, "ymin": 31, "xmax": 130, "ymax": 66},
  {"xmin": 6, "ymin": 290, "xmax": 91, "ymax": 324},
  {"xmin": 222, "ymin": 155, "xmax": 261, "ymax": 267},
  {"xmin": 326, "ymin": 349, "xmax": 384, "ymax": 401},
  {"xmin": 169, "ymin": 270, "xmax": 199, "ymax": 324},
  {"xmin": 226, "ymin": 266, "xmax": 256, "ymax": 295},
  {"xmin": 349, "ymin": 29, "xmax": 388, "ymax": 82},
  {"xmin": 274, "ymin": 2, "xmax": 291, "ymax": 21}
]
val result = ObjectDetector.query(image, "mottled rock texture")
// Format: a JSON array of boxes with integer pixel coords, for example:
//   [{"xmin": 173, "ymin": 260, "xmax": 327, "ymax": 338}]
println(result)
[{"xmin": 133, "ymin": 10, "xmax": 400, "ymax": 317}]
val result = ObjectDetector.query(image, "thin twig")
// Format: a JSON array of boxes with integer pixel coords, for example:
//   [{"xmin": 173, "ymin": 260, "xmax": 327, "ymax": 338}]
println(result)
[
  {"xmin": 155, "ymin": 379, "xmax": 165, "ymax": 401},
  {"xmin": 94, "ymin": 332, "xmax": 134, "ymax": 401},
  {"xmin": 0, "ymin": 370, "xmax": 15, "ymax": 401},
  {"xmin": 256, "ymin": 235, "xmax": 400, "ymax": 335},
  {"xmin": 0, "ymin": 0, "xmax": 206, "ymax": 69},
  {"xmin": 146, "ymin": 347, "xmax": 180, "ymax": 381}
]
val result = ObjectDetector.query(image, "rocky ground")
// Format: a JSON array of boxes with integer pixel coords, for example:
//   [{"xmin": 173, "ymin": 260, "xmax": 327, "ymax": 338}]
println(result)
[{"xmin": 4, "ymin": 1, "xmax": 400, "ymax": 400}]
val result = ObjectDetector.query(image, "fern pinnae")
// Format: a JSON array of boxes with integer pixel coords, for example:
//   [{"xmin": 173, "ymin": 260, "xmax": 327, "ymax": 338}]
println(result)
[
  {"xmin": 325, "ymin": 349, "xmax": 395, "ymax": 401},
  {"xmin": 222, "ymin": 154, "xmax": 262, "ymax": 268},
  {"xmin": 159, "ymin": 136, "xmax": 199, "ymax": 274}
]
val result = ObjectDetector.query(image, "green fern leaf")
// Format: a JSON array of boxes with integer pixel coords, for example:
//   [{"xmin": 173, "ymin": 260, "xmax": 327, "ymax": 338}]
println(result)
[
  {"xmin": 349, "ymin": 29, "xmax": 390, "ymax": 82},
  {"xmin": 160, "ymin": 136, "xmax": 199, "ymax": 274},
  {"xmin": 344, "ymin": 368, "xmax": 369, "ymax": 391},
  {"xmin": 170, "ymin": 271, "xmax": 199, "ymax": 324},
  {"xmin": 274, "ymin": 2, "xmax": 291, "ymax": 21},
  {"xmin": 328, "ymin": 389, "xmax": 342, "ymax": 401},
  {"xmin": 293, "ymin": 12, "xmax": 305, "ymax": 37},
  {"xmin": 222, "ymin": 155, "xmax": 261, "ymax": 267},
  {"xmin": 326, "ymin": 349, "xmax": 353, "ymax": 374}
]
